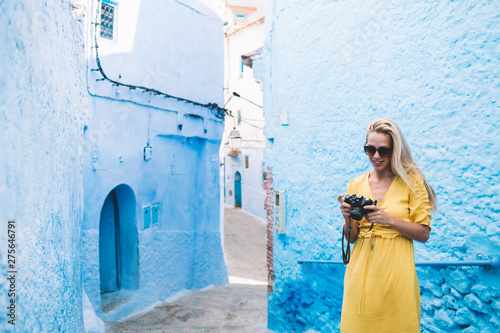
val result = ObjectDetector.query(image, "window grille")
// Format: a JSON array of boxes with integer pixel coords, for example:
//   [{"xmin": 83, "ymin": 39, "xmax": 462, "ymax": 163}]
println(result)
[{"xmin": 100, "ymin": 2, "xmax": 115, "ymax": 40}]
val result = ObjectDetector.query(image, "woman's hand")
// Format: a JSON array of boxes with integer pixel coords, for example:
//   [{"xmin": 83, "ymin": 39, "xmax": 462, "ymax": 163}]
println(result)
[
  {"xmin": 364, "ymin": 205, "xmax": 430, "ymax": 242},
  {"xmin": 338, "ymin": 194, "xmax": 352, "ymax": 219},
  {"xmin": 338, "ymin": 194, "xmax": 358, "ymax": 243},
  {"xmin": 364, "ymin": 205, "xmax": 393, "ymax": 226}
]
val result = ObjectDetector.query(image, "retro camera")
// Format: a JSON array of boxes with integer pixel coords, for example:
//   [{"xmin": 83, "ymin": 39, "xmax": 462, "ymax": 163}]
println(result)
[{"xmin": 344, "ymin": 194, "xmax": 377, "ymax": 221}]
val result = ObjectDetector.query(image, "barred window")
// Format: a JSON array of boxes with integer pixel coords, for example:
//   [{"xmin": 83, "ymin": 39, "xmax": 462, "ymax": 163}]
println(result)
[{"xmin": 100, "ymin": 2, "xmax": 115, "ymax": 40}]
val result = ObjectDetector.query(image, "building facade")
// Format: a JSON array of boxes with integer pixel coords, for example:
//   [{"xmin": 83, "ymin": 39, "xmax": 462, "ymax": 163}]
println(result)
[
  {"xmin": 82, "ymin": 0, "xmax": 228, "ymax": 321},
  {"xmin": 223, "ymin": 1, "xmax": 267, "ymax": 220},
  {"xmin": 258, "ymin": 1, "xmax": 500, "ymax": 332}
]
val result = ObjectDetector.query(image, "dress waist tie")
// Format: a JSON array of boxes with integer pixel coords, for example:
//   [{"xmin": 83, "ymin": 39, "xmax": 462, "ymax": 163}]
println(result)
[{"xmin": 357, "ymin": 228, "xmax": 401, "ymax": 315}]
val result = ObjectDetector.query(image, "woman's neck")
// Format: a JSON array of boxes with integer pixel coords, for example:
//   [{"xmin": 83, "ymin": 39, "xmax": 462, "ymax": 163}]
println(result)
[{"xmin": 370, "ymin": 168, "xmax": 395, "ymax": 181}]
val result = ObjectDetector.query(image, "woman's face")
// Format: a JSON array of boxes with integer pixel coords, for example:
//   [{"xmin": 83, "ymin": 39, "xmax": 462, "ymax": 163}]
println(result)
[{"xmin": 366, "ymin": 132, "xmax": 392, "ymax": 172}]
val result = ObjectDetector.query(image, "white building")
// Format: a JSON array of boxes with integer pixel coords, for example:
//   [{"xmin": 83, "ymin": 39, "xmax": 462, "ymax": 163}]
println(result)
[{"xmin": 222, "ymin": 1, "xmax": 267, "ymax": 220}]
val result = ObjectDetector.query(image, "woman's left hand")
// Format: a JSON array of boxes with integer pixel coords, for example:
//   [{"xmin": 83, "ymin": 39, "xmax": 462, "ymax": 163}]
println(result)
[
  {"xmin": 364, "ymin": 205, "xmax": 394, "ymax": 226},
  {"xmin": 364, "ymin": 205, "xmax": 430, "ymax": 242}
]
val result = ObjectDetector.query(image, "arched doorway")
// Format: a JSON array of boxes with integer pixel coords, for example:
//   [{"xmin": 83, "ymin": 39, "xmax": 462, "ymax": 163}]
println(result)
[
  {"xmin": 99, "ymin": 190, "xmax": 120, "ymax": 293},
  {"xmin": 234, "ymin": 171, "xmax": 242, "ymax": 208},
  {"xmin": 99, "ymin": 184, "xmax": 139, "ymax": 296}
]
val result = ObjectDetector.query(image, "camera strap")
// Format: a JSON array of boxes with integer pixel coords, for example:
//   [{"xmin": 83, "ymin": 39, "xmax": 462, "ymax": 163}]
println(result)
[
  {"xmin": 342, "ymin": 219, "xmax": 358, "ymax": 264},
  {"xmin": 342, "ymin": 223, "xmax": 351, "ymax": 264},
  {"xmin": 367, "ymin": 200, "xmax": 377, "ymax": 232},
  {"xmin": 342, "ymin": 200, "xmax": 377, "ymax": 264}
]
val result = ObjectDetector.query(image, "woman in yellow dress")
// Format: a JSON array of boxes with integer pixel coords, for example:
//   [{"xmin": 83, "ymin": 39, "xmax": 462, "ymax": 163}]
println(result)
[{"xmin": 338, "ymin": 118, "xmax": 437, "ymax": 332}]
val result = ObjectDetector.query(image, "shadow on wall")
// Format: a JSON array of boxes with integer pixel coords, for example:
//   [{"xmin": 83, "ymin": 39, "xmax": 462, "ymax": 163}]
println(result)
[{"xmin": 99, "ymin": 184, "xmax": 139, "ymax": 297}]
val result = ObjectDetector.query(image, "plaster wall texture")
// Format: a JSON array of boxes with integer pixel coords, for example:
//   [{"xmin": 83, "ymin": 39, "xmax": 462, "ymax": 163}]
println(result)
[
  {"xmin": 223, "ymin": 17, "xmax": 266, "ymax": 219},
  {"xmin": 82, "ymin": 0, "xmax": 228, "ymax": 321},
  {"xmin": 0, "ymin": 1, "xmax": 87, "ymax": 331},
  {"xmin": 259, "ymin": 1, "xmax": 500, "ymax": 332}
]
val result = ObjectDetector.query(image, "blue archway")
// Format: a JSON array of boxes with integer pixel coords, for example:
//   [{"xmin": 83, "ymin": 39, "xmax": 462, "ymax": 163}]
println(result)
[
  {"xmin": 99, "ymin": 184, "xmax": 139, "ymax": 295},
  {"xmin": 234, "ymin": 171, "xmax": 242, "ymax": 208}
]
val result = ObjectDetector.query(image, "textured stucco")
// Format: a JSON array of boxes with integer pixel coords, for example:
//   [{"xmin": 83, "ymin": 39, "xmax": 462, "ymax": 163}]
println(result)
[
  {"xmin": 0, "ymin": 0, "xmax": 87, "ymax": 331},
  {"xmin": 82, "ymin": 0, "xmax": 228, "ymax": 320},
  {"xmin": 259, "ymin": 0, "xmax": 500, "ymax": 332}
]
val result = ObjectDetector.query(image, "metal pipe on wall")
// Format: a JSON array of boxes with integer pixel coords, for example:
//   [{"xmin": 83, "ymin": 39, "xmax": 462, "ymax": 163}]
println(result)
[{"xmin": 297, "ymin": 257, "xmax": 500, "ymax": 268}]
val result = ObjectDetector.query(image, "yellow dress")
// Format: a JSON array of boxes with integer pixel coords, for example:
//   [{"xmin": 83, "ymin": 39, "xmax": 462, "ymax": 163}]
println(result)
[{"xmin": 341, "ymin": 172, "xmax": 432, "ymax": 333}]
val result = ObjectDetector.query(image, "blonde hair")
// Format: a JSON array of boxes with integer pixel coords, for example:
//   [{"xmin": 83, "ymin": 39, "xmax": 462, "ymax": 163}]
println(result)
[{"xmin": 367, "ymin": 118, "xmax": 437, "ymax": 210}]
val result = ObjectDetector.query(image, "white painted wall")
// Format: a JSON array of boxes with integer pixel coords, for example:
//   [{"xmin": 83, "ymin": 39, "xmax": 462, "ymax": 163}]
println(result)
[{"xmin": 222, "ymin": 3, "xmax": 266, "ymax": 220}]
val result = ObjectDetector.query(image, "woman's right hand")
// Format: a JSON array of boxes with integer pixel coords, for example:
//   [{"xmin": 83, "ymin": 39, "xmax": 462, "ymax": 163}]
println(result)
[{"xmin": 338, "ymin": 194, "xmax": 352, "ymax": 219}]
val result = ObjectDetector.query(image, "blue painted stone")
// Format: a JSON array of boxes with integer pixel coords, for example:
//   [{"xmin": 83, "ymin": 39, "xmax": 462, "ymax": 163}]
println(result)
[
  {"xmin": 449, "ymin": 270, "xmax": 473, "ymax": 294},
  {"xmin": 490, "ymin": 315, "xmax": 500, "ymax": 329},
  {"xmin": 443, "ymin": 295, "xmax": 460, "ymax": 311},
  {"xmin": 471, "ymin": 285, "xmax": 499, "ymax": 303},
  {"xmin": 434, "ymin": 309, "xmax": 456, "ymax": 330},
  {"xmin": 421, "ymin": 295, "xmax": 434, "ymax": 312},
  {"xmin": 441, "ymin": 283, "xmax": 452, "ymax": 295},
  {"xmin": 478, "ymin": 327, "xmax": 497, "ymax": 333},
  {"xmin": 455, "ymin": 307, "xmax": 477, "ymax": 326},
  {"xmin": 491, "ymin": 300, "xmax": 500, "ymax": 313},
  {"xmin": 463, "ymin": 294, "xmax": 490, "ymax": 314},
  {"xmin": 428, "ymin": 283, "xmax": 444, "ymax": 298},
  {"xmin": 450, "ymin": 287, "xmax": 465, "ymax": 300},
  {"xmin": 313, "ymin": 313, "xmax": 330, "ymax": 330}
]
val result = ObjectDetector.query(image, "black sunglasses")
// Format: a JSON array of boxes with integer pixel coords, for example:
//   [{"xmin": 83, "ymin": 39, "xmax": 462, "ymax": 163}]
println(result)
[{"xmin": 364, "ymin": 144, "xmax": 392, "ymax": 157}]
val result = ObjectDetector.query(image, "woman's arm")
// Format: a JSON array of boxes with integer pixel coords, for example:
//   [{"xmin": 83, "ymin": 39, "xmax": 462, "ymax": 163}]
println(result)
[
  {"xmin": 364, "ymin": 205, "xmax": 430, "ymax": 243},
  {"xmin": 338, "ymin": 194, "xmax": 359, "ymax": 243},
  {"xmin": 343, "ymin": 216, "xmax": 360, "ymax": 243}
]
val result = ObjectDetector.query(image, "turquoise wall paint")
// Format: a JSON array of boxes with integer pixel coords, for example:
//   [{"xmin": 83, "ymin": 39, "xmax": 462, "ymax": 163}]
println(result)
[{"xmin": 259, "ymin": 0, "xmax": 500, "ymax": 332}]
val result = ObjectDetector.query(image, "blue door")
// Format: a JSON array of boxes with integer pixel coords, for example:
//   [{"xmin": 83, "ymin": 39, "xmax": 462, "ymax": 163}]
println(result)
[
  {"xmin": 99, "ymin": 191, "xmax": 120, "ymax": 293},
  {"xmin": 234, "ymin": 171, "xmax": 242, "ymax": 208}
]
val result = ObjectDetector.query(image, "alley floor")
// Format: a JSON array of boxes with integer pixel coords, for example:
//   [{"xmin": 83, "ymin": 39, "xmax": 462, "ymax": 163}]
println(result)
[{"xmin": 105, "ymin": 206, "xmax": 270, "ymax": 332}]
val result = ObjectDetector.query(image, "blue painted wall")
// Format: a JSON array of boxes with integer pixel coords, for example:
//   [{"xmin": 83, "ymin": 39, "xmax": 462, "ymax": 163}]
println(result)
[
  {"xmin": 257, "ymin": 0, "xmax": 500, "ymax": 332},
  {"xmin": 0, "ymin": 1, "xmax": 87, "ymax": 331},
  {"xmin": 82, "ymin": 0, "xmax": 228, "ymax": 320}
]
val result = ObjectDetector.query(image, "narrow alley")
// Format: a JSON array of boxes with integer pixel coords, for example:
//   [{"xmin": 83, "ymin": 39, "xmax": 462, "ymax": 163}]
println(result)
[{"xmin": 105, "ymin": 206, "xmax": 270, "ymax": 332}]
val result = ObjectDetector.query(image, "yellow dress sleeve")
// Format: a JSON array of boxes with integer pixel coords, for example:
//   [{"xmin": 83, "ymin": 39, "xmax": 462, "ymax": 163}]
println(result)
[
  {"xmin": 346, "ymin": 179, "xmax": 356, "ymax": 195},
  {"xmin": 408, "ymin": 175, "xmax": 432, "ymax": 229}
]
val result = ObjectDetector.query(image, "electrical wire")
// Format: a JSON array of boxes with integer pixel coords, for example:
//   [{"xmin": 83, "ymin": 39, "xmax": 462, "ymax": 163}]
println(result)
[
  {"xmin": 225, "ymin": 111, "xmax": 264, "ymax": 129},
  {"xmin": 240, "ymin": 119, "xmax": 263, "ymax": 129},
  {"xmin": 92, "ymin": 0, "xmax": 228, "ymax": 119}
]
